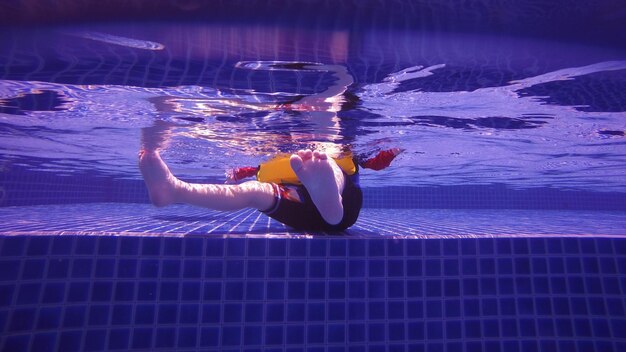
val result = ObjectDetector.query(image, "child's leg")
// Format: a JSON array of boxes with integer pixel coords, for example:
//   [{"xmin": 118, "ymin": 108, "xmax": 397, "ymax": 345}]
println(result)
[
  {"xmin": 289, "ymin": 149, "xmax": 346, "ymax": 225},
  {"xmin": 139, "ymin": 150, "xmax": 275, "ymax": 211}
]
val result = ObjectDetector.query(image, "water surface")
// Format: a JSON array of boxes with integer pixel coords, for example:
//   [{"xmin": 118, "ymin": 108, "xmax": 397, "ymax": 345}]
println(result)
[{"xmin": 1, "ymin": 24, "xmax": 625, "ymax": 197}]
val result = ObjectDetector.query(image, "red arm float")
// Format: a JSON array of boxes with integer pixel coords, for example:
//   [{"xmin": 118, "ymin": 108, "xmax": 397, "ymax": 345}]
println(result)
[
  {"xmin": 360, "ymin": 148, "xmax": 403, "ymax": 171},
  {"xmin": 226, "ymin": 166, "xmax": 259, "ymax": 183}
]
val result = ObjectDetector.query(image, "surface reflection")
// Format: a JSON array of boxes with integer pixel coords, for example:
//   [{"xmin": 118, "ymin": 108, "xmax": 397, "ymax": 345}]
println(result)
[{"xmin": 149, "ymin": 62, "xmax": 356, "ymax": 156}]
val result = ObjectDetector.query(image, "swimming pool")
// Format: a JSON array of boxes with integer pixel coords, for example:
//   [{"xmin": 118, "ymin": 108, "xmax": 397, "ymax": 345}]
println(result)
[{"xmin": 1, "ymin": 0, "xmax": 625, "ymax": 351}]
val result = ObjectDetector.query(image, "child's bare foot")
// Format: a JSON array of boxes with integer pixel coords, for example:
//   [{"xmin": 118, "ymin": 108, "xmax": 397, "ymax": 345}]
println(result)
[
  {"xmin": 290, "ymin": 149, "xmax": 344, "ymax": 225},
  {"xmin": 138, "ymin": 150, "xmax": 178, "ymax": 207}
]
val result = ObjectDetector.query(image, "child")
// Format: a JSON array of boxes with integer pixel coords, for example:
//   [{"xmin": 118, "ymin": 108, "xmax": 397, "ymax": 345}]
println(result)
[
  {"xmin": 139, "ymin": 124, "xmax": 400, "ymax": 231},
  {"xmin": 140, "ymin": 61, "xmax": 400, "ymax": 231}
]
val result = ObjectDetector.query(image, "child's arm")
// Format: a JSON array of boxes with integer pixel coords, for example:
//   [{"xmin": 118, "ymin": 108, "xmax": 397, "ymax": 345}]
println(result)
[
  {"xmin": 227, "ymin": 147, "xmax": 403, "ymax": 183},
  {"xmin": 359, "ymin": 148, "xmax": 403, "ymax": 171}
]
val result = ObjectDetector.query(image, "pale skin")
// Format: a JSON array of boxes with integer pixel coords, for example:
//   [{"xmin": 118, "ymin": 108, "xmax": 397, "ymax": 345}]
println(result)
[{"xmin": 138, "ymin": 134, "xmax": 346, "ymax": 225}]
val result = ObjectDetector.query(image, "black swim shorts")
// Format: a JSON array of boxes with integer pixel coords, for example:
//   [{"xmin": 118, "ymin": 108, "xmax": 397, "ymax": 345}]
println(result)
[{"xmin": 261, "ymin": 174, "xmax": 362, "ymax": 231}]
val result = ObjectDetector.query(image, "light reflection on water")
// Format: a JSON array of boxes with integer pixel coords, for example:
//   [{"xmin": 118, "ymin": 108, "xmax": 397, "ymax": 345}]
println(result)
[{"xmin": 0, "ymin": 25, "xmax": 625, "ymax": 192}]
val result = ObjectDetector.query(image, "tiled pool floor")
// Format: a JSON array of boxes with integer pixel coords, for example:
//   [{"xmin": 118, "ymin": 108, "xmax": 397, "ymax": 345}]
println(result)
[{"xmin": 0, "ymin": 204, "xmax": 624, "ymax": 238}]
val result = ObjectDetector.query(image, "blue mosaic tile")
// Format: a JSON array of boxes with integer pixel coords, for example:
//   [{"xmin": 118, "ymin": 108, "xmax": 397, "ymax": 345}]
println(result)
[
  {"xmin": 221, "ymin": 326, "xmax": 242, "ymax": 346},
  {"xmin": 3, "ymin": 335, "xmax": 30, "ymax": 352},
  {"xmin": 74, "ymin": 238, "xmax": 96, "ymax": 255},
  {"xmin": 31, "ymin": 332, "xmax": 57, "ymax": 352},
  {"xmin": 226, "ymin": 259, "xmax": 245, "ymax": 278},
  {"xmin": 119, "ymin": 238, "xmax": 140, "ymax": 255},
  {"xmin": 131, "ymin": 328, "xmax": 152, "ymax": 349},
  {"xmin": 42, "ymin": 283, "xmax": 65, "ymax": 304},
  {"xmin": 63, "ymin": 306, "xmax": 86, "ymax": 328},
  {"xmin": 117, "ymin": 259, "xmax": 137, "ymax": 278},
  {"xmin": 88, "ymin": 305, "xmax": 109, "ymax": 326},
  {"xmin": 27, "ymin": 237, "xmax": 50, "ymax": 255},
  {"xmin": 181, "ymin": 281, "xmax": 201, "ymax": 300},
  {"xmin": 178, "ymin": 327, "xmax": 197, "ymax": 348},
  {"xmin": 243, "ymin": 282, "xmax": 262, "ymax": 301},
  {"xmin": 0, "ymin": 260, "xmax": 19, "ymax": 282},
  {"xmin": 140, "ymin": 238, "xmax": 161, "ymax": 256},
  {"xmin": 108, "ymin": 329, "xmax": 130, "ymax": 350},
  {"xmin": 155, "ymin": 327, "xmax": 176, "ymax": 348},
  {"xmin": 51, "ymin": 237, "xmax": 73, "ymax": 255},
  {"xmin": 0, "ymin": 236, "xmax": 25, "ymax": 256},
  {"xmin": 97, "ymin": 237, "xmax": 117, "ymax": 255}
]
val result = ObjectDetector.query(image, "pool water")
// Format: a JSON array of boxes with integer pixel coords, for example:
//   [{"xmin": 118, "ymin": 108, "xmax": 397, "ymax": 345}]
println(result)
[
  {"xmin": 1, "ymin": 1, "xmax": 626, "ymax": 351},
  {"xmin": 1, "ymin": 23, "xmax": 626, "ymax": 235}
]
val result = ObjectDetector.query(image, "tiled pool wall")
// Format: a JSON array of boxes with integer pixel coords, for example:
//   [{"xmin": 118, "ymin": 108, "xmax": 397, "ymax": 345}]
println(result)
[
  {"xmin": 2, "ymin": 0, "xmax": 625, "ymax": 48},
  {"xmin": 2, "ymin": 166, "xmax": 626, "ymax": 211},
  {"xmin": 1, "ymin": 236, "xmax": 625, "ymax": 351}
]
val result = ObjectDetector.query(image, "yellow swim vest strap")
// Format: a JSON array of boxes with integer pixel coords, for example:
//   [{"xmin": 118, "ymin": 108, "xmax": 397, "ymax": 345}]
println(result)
[
  {"xmin": 334, "ymin": 154, "xmax": 357, "ymax": 176},
  {"xmin": 256, "ymin": 153, "xmax": 357, "ymax": 184}
]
